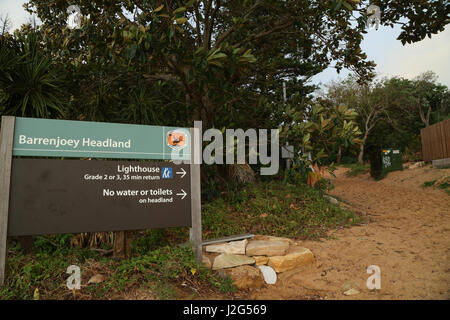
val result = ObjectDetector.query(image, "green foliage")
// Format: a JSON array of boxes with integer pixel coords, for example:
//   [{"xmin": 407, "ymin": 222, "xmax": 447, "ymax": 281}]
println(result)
[
  {"xmin": 422, "ymin": 180, "xmax": 437, "ymax": 187},
  {"xmin": 280, "ymin": 101, "xmax": 362, "ymax": 177},
  {"xmin": 0, "ymin": 254, "xmax": 66, "ymax": 299},
  {"xmin": 343, "ymin": 163, "xmax": 370, "ymax": 177},
  {"xmin": 1, "ymin": 235, "xmax": 235, "ymax": 300},
  {"xmin": 33, "ymin": 234, "xmax": 73, "ymax": 254},
  {"xmin": 201, "ymin": 165, "xmax": 243, "ymax": 201},
  {"xmin": 132, "ymin": 229, "xmax": 169, "ymax": 254},
  {"xmin": 107, "ymin": 244, "xmax": 235, "ymax": 296},
  {"xmin": 283, "ymin": 164, "xmax": 335, "ymax": 192},
  {"xmin": 14, "ymin": 0, "xmax": 446, "ymax": 132},
  {"xmin": 322, "ymin": 72, "xmax": 449, "ymax": 166},
  {"xmin": 364, "ymin": 73, "xmax": 449, "ymax": 162},
  {"xmin": 314, "ymin": 177, "xmax": 335, "ymax": 191},
  {"xmin": 1, "ymin": 1, "xmax": 446, "ymax": 180},
  {"xmin": 0, "ymin": 238, "xmax": 101, "ymax": 300},
  {"xmin": 202, "ymin": 180, "xmax": 361, "ymax": 240},
  {"xmin": 422, "ymin": 177, "xmax": 450, "ymax": 195},
  {"xmin": 0, "ymin": 32, "xmax": 66, "ymax": 117}
]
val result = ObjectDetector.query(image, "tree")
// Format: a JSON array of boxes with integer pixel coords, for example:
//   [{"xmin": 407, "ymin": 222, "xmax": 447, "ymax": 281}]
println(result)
[
  {"xmin": 21, "ymin": 0, "xmax": 448, "ymax": 129},
  {"xmin": 0, "ymin": 31, "xmax": 66, "ymax": 118},
  {"xmin": 281, "ymin": 100, "xmax": 361, "ymax": 173},
  {"xmin": 321, "ymin": 76, "xmax": 383, "ymax": 163},
  {"xmin": 363, "ymin": 75, "xmax": 449, "ymax": 162},
  {"xmin": 411, "ymin": 71, "xmax": 444, "ymax": 127},
  {"xmin": 322, "ymin": 70, "xmax": 450, "ymax": 164}
]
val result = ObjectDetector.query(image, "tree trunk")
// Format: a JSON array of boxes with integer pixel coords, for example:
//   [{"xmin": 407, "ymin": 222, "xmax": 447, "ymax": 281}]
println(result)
[
  {"xmin": 113, "ymin": 231, "xmax": 133, "ymax": 259},
  {"xmin": 227, "ymin": 163, "xmax": 256, "ymax": 184},
  {"xmin": 337, "ymin": 146, "xmax": 342, "ymax": 164},
  {"xmin": 358, "ymin": 133, "xmax": 369, "ymax": 164},
  {"xmin": 358, "ymin": 143, "xmax": 365, "ymax": 164}
]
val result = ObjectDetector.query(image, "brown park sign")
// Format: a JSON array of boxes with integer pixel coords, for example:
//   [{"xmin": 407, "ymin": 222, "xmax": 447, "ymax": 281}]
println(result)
[{"xmin": 0, "ymin": 116, "xmax": 202, "ymax": 286}]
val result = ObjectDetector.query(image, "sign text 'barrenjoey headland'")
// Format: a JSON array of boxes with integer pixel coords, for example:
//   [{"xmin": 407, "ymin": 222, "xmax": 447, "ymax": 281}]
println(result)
[{"xmin": 12, "ymin": 117, "xmax": 191, "ymax": 160}]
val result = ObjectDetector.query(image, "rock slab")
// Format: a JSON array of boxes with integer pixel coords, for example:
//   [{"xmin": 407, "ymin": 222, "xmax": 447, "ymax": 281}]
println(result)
[
  {"xmin": 246, "ymin": 240, "xmax": 289, "ymax": 257},
  {"xmin": 257, "ymin": 265, "xmax": 277, "ymax": 285},
  {"xmin": 253, "ymin": 256, "xmax": 269, "ymax": 265},
  {"xmin": 268, "ymin": 247, "xmax": 315, "ymax": 273},
  {"xmin": 252, "ymin": 235, "xmax": 294, "ymax": 245},
  {"xmin": 323, "ymin": 195, "xmax": 339, "ymax": 205},
  {"xmin": 88, "ymin": 274, "xmax": 106, "ymax": 284},
  {"xmin": 212, "ymin": 254, "xmax": 255, "ymax": 270},
  {"xmin": 343, "ymin": 288, "xmax": 360, "ymax": 296},
  {"xmin": 409, "ymin": 161, "xmax": 425, "ymax": 169},
  {"xmin": 205, "ymin": 239, "xmax": 248, "ymax": 255},
  {"xmin": 202, "ymin": 256, "xmax": 212, "ymax": 269},
  {"xmin": 227, "ymin": 266, "xmax": 265, "ymax": 290}
]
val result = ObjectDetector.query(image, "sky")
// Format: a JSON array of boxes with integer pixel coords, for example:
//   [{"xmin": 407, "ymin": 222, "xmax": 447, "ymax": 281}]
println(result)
[
  {"xmin": 311, "ymin": 22, "xmax": 450, "ymax": 88},
  {"xmin": 1, "ymin": 0, "xmax": 449, "ymax": 88}
]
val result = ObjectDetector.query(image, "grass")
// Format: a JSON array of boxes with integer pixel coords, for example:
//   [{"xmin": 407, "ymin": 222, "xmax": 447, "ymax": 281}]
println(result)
[
  {"xmin": 342, "ymin": 163, "xmax": 370, "ymax": 177},
  {"xmin": 0, "ymin": 239, "xmax": 101, "ymax": 300},
  {"xmin": 1, "ymin": 237, "xmax": 234, "ymax": 300},
  {"xmin": 422, "ymin": 180, "xmax": 437, "ymax": 187},
  {"xmin": 1, "ymin": 180, "xmax": 361, "ymax": 300},
  {"xmin": 201, "ymin": 180, "xmax": 362, "ymax": 240},
  {"xmin": 422, "ymin": 177, "xmax": 450, "ymax": 195}
]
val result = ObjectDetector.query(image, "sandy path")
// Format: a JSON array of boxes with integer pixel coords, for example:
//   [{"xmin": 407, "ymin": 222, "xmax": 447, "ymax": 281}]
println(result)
[{"xmin": 249, "ymin": 166, "xmax": 450, "ymax": 300}]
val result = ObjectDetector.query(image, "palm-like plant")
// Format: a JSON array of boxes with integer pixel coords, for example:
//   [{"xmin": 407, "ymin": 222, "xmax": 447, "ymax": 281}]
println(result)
[{"xmin": 0, "ymin": 32, "xmax": 66, "ymax": 118}]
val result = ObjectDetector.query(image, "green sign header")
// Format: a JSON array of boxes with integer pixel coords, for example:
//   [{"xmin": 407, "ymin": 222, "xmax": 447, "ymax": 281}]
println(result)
[{"xmin": 12, "ymin": 117, "xmax": 191, "ymax": 160}]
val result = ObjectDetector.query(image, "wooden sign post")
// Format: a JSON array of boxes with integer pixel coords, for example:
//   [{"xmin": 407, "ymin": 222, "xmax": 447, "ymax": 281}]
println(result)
[
  {"xmin": 189, "ymin": 127, "xmax": 202, "ymax": 263},
  {"xmin": 0, "ymin": 116, "xmax": 202, "ymax": 286},
  {"xmin": 0, "ymin": 116, "xmax": 15, "ymax": 287}
]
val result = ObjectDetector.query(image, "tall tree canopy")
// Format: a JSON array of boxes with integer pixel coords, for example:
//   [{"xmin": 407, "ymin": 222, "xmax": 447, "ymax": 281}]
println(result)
[
  {"xmin": 320, "ymin": 71, "xmax": 449, "ymax": 163},
  {"xmin": 16, "ymin": 0, "xmax": 448, "ymax": 131}
]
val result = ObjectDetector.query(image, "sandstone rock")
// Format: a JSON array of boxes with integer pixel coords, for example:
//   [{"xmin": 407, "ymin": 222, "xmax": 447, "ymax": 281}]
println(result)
[
  {"xmin": 268, "ymin": 247, "xmax": 314, "ymax": 273},
  {"xmin": 323, "ymin": 195, "xmax": 339, "ymax": 205},
  {"xmin": 212, "ymin": 254, "xmax": 255, "ymax": 270},
  {"xmin": 227, "ymin": 266, "xmax": 265, "ymax": 290},
  {"xmin": 246, "ymin": 240, "xmax": 289, "ymax": 256},
  {"xmin": 88, "ymin": 273, "xmax": 106, "ymax": 284},
  {"xmin": 409, "ymin": 161, "xmax": 425, "ymax": 169},
  {"xmin": 343, "ymin": 288, "xmax": 360, "ymax": 296},
  {"xmin": 257, "ymin": 265, "xmax": 277, "ymax": 285},
  {"xmin": 252, "ymin": 235, "xmax": 294, "ymax": 245},
  {"xmin": 205, "ymin": 239, "xmax": 247, "ymax": 255},
  {"xmin": 253, "ymin": 256, "xmax": 269, "ymax": 265},
  {"xmin": 202, "ymin": 256, "xmax": 212, "ymax": 269}
]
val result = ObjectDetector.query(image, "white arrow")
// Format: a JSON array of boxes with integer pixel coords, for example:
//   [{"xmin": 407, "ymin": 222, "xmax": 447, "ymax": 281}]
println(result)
[
  {"xmin": 176, "ymin": 189, "xmax": 187, "ymax": 200},
  {"xmin": 176, "ymin": 168, "xmax": 186, "ymax": 178}
]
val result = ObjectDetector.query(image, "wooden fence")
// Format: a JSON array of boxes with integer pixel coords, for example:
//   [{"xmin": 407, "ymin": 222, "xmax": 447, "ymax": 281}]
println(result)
[{"xmin": 421, "ymin": 118, "xmax": 450, "ymax": 161}]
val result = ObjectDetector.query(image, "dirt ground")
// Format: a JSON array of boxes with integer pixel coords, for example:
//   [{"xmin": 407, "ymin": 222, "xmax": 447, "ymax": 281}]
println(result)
[{"xmin": 247, "ymin": 164, "xmax": 450, "ymax": 300}]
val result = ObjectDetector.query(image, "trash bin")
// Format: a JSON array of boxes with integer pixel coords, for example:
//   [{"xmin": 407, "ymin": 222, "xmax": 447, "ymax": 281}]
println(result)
[{"xmin": 381, "ymin": 149, "xmax": 403, "ymax": 173}]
